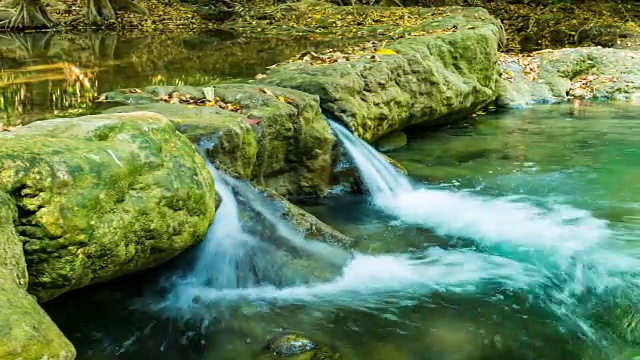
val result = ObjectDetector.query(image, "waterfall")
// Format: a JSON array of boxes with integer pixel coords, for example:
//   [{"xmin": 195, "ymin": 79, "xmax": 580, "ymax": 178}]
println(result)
[
  {"xmin": 328, "ymin": 120, "xmax": 413, "ymax": 196},
  {"xmin": 326, "ymin": 118, "xmax": 640, "ymax": 338},
  {"xmin": 160, "ymin": 142, "xmax": 547, "ymax": 317},
  {"xmin": 327, "ymin": 119, "xmax": 639, "ymax": 281}
]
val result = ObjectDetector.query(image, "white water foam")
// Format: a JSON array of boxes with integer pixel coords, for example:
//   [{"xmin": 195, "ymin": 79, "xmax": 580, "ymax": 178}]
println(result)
[
  {"xmin": 163, "ymin": 143, "xmax": 545, "ymax": 316},
  {"xmin": 327, "ymin": 119, "xmax": 640, "ymax": 300},
  {"xmin": 187, "ymin": 152, "xmax": 260, "ymax": 289},
  {"xmin": 166, "ymin": 247, "xmax": 544, "ymax": 314}
]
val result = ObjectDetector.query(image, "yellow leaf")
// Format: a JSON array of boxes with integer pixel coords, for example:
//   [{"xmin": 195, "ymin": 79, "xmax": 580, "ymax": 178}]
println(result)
[
  {"xmin": 374, "ymin": 48, "xmax": 397, "ymax": 55},
  {"xmin": 259, "ymin": 88, "xmax": 276, "ymax": 98}
]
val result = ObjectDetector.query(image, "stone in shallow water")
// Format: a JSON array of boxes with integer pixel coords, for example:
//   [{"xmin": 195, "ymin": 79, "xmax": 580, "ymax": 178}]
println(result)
[
  {"xmin": 0, "ymin": 111, "xmax": 215, "ymax": 301},
  {"xmin": 262, "ymin": 333, "xmax": 342, "ymax": 359},
  {"xmin": 103, "ymin": 84, "xmax": 335, "ymax": 198},
  {"xmin": 375, "ymin": 130, "xmax": 407, "ymax": 152},
  {"xmin": 257, "ymin": 7, "xmax": 502, "ymax": 142},
  {"xmin": 0, "ymin": 193, "xmax": 76, "ymax": 358},
  {"xmin": 266, "ymin": 334, "xmax": 317, "ymax": 356}
]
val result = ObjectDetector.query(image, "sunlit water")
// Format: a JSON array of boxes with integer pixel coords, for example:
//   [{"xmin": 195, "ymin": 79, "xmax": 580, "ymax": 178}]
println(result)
[
  {"xmin": 43, "ymin": 102, "xmax": 640, "ymax": 359},
  {"xmin": 0, "ymin": 31, "xmax": 367, "ymax": 126}
]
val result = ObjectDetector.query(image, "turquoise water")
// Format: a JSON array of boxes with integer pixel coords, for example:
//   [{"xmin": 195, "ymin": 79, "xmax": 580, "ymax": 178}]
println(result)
[{"xmin": 43, "ymin": 102, "xmax": 640, "ymax": 359}]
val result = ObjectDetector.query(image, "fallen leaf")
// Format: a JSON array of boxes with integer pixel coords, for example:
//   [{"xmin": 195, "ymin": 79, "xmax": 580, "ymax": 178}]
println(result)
[
  {"xmin": 277, "ymin": 95, "xmax": 295, "ymax": 104},
  {"xmin": 374, "ymin": 48, "xmax": 397, "ymax": 55},
  {"xmin": 259, "ymin": 88, "xmax": 277, "ymax": 97}
]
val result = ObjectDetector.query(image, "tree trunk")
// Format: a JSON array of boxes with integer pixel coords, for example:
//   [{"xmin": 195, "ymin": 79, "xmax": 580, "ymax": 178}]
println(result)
[
  {"xmin": 86, "ymin": 0, "xmax": 116, "ymax": 24},
  {"xmin": 111, "ymin": 0, "xmax": 147, "ymax": 15},
  {"xmin": 0, "ymin": 0, "xmax": 57, "ymax": 29},
  {"xmin": 85, "ymin": 0, "xmax": 147, "ymax": 24}
]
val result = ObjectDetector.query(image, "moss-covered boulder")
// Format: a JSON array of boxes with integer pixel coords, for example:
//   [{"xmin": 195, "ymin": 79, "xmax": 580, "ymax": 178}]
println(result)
[
  {"xmin": 0, "ymin": 112, "xmax": 215, "ymax": 301},
  {"xmin": 256, "ymin": 7, "xmax": 502, "ymax": 142},
  {"xmin": 104, "ymin": 101, "xmax": 258, "ymax": 179},
  {"xmin": 260, "ymin": 333, "xmax": 341, "ymax": 360},
  {"xmin": 498, "ymin": 48, "xmax": 640, "ymax": 107},
  {"xmin": 103, "ymin": 84, "xmax": 335, "ymax": 197},
  {"xmin": 0, "ymin": 193, "xmax": 76, "ymax": 359}
]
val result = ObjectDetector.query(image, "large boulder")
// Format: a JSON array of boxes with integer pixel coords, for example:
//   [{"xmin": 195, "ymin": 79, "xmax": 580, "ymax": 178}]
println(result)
[
  {"xmin": 256, "ymin": 7, "xmax": 502, "ymax": 142},
  {"xmin": 498, "ymin": 48, "xmax": 640, "ymax": 108},
  {"xmin": 0, "ymin": 112, "xmax": 215, "ymax": 301},
  {"xmin": 0, "ymin": 193, "xmax": 76, "ymax": 359},
  {"xmin": 103, "ymin": 84, "xmax": 335, "ymax": 197}
]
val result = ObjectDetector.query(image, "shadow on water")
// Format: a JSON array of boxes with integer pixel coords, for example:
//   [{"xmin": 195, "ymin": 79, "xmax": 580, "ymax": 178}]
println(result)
[{"xmin": 0, "ymin": 30, "xmax": 367, "ymax": 126}]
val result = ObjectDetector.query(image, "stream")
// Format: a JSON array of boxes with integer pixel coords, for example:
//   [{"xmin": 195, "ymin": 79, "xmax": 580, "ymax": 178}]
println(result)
[
  {"xmin": 3, "ymin": 31, "xmax": 640, "ymax": 360},
  {"xmin": 40, "ymin": 102, "xmax": 640, "ymax": 359}
]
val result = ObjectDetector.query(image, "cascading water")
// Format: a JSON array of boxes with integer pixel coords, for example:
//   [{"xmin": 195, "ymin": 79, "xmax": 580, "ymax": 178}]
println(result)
[
  {"xmin": 327, "ymin": 118, "xmax": 640, "ymax": 340},
  {"xmin": 162, "ymin": 144, "xmax": 546, "ymax": 316}
]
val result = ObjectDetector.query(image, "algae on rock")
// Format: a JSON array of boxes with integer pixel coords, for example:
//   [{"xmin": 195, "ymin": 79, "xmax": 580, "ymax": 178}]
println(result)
[
  {"xmin": 0, "ymin": 193, "xmax": 76, "ymax": 359},
  {"xmin": 103, "ymin": 84, "xmax": 335, "ymax": 198},
  {"xmin": 0, "ymin": 112, "xmax": 215, "ymax": 301},
  {"xmin": 375, "ymin": 130, "xmax": 407, "ymax": 152},
  {"xmin": 258, "ymin": 7, "xmax": 502, "ymax": 142}
]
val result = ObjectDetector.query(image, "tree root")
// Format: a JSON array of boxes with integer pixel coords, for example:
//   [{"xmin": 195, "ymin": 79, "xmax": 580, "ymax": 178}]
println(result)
[
  {"xmin": 111, "ymin": 0, "xmax": 147, "ymax": 15},
  {"xmin": 0, "ymin": 0, "xmax": 57, "ymax": 30},
  {"xmin": 86, "ymin": 0, "xmax": 147, "ymax": 25},
  {"xmin": 86, "ymin": 0, "xmax": 115, "ymax": 24}
]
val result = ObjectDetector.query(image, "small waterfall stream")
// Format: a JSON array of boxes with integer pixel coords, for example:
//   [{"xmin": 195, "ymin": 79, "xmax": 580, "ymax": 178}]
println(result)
[
  {"xmin": 326, "ymin": 118, "xmax": 640, "ymax": 339},
  {"xmin": 163, "ymin": 142, "xmax": 548, "ymax": 316},
  {"xmin": 160, "ymin": 121, "xmax": 640, "ymax": 351}
]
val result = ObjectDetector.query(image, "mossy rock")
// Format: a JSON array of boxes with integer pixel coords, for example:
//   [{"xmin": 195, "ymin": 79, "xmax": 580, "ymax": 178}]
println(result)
[
  {"xmin": 255, "ymin": 185, "xmax": 354, "ymax": 249},
  {"xmin": 103, "ymin": 84, "xmax": 335, "ymax": 198},
  {"xmin": 0, "ymin": 193, "xmax": 76, "ymax": 359},
  {"xmin": 0, "ymin": 112, "xmax": 215, "ymax": 301},
  {"xmin": 498, "ymin": 47, "xmax": 640, "ymax": 107},
  {"xmin": 260, "ymin": 333, "xmax": 341, "ymax": 360},
  {"xmin": 257, "ymin": 7, "xmax": 502, "ymax": 142},
  {"xmin": 104, "ymin": 102, "xmax": 259, "ymax": 180},
  {"xmin": 375, "ymin": 130, "xmax": 407, "ymax": 152}
]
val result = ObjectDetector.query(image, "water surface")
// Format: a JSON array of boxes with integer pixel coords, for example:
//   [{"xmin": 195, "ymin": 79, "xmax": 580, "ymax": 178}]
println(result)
[
  {"xmin": 0, "ymin": 31, "xmax": 365, "ymax": 126},
  {"xmin": 43, "ymin": 102, "xmax": 640, "ymax": 359}
]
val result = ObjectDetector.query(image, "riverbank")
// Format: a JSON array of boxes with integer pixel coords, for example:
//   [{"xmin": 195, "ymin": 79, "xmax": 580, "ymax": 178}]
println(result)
[{"xmin": 16, "ymin": 0, "xmax": 636, "ymax": 52}]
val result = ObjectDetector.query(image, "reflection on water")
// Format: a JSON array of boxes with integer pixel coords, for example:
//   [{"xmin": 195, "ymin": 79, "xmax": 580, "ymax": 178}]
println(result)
[{"xmin": 0, "ymin": 30, "xmax": 366, "ymax": 126}]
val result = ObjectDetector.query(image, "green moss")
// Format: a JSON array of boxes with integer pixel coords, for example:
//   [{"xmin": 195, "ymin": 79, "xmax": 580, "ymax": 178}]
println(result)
[
  {"xmin": 258, "ymin": 7, "xmax": 500, "ymax": 142},
  {"xmin": 375, "ymin": 130, "xmax": 407, "ymax": 152},
  {"xmin": 0, "ymin": 193, "xmax": 76, "ymax": 359},
  {"xmin": 104, "ymin": 84, "xmax": 336, "ymax": 197},
  {"xmin": 260, "ymin": 334, "xmax": 341, "ymax": 360},
  {"xmin": 0, "ymin": 112, "xmax": 215, "ymax": 301}
]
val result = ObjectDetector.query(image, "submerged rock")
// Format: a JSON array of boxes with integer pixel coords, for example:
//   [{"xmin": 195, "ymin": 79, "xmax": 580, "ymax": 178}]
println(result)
[
  {"xmin": 256, "ymin": 186, "xmax": 354, "ymax": 249},
  {"xmin": 498, "ymin": 48, "xmax": 640, "ymax": 108},
  {"xmin": 257, "ymin": 7, "xmax": 502, "ymax": 142},
  {"xmin": 375, "ymin": 130, "xmax": 407, "ymax": 152},
  {"xmin": 103, "ymin": 84, "xmax": 334, "ymax": 198},
  {"xmin": 220, "ymin": 177, "xmax": 354, "ymax": 285},
  {"xmin": 261, "ymin": 333, "xmax": 341, "ymax": 360},
  {"xmin": 0, "ymin": 112, "xmax": 215, "ymax": 301},
  {"xmin": 0, "ymin": 193, "xmax": 76, "ymax": 359},
  {"xmin": 266, "ymin": 334, "xmax": 316, "ymax": 356}
]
